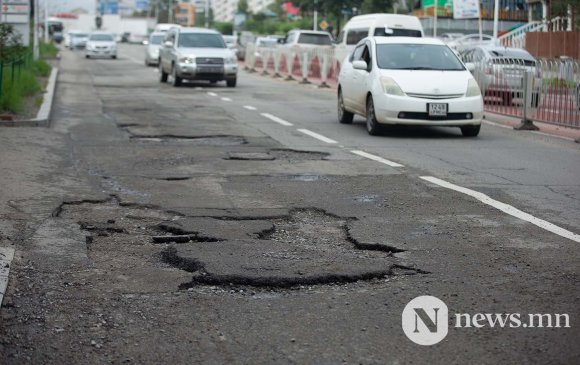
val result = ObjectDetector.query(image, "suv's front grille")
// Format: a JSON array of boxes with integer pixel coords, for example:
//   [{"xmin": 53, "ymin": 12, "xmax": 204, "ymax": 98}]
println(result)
[{"xmin": 196, "ymin": 57, "xmax": 224, "ymax": 65}]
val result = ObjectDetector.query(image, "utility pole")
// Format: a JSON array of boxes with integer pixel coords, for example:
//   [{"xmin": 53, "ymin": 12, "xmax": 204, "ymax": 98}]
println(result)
[
  {"xmin": 313, "ymin": 0, "xmax": 318, "ymax": 31},
  {"xmin": 44, "ymin": 0, "xmax": 49, "ymax": 40},
  {"xmin": 205, "ymin": 0, "xmax": 209, "ymax": 28},
  {"xmin": 492, "ymin": 0, "xmax": 499, "ymax": 42},
  {"xmin": 33, "ymin": 0, "xmax": 40, "ymax": 59},
  {"xmin": 169, "ymin": 0, "xmax": 173, "ymax": 23}
]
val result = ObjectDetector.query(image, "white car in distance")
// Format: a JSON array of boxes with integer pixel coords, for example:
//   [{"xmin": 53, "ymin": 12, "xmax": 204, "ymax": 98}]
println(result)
[
  {"xmin": 85, "ymin": 32, "xmax": 117, "ymax": 59},
  {"xmin": 337, "ymin": 37, "xmax": 483, "ymax": 137}
]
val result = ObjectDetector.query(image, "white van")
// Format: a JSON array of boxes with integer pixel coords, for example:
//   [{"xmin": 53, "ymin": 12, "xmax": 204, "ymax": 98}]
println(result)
[
  {"xmin": 154, "ymin": 23, "xmax": 181, "ymax": 33},
  {"xmin": 334, "ymin": 14, "xmax": 424, "ymax": 65}
]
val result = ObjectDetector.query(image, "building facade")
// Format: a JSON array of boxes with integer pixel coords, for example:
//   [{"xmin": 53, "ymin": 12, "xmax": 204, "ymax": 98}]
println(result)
[{"xmin": 175, "ymin": 2, "xmax": 197, "ymax": 26}]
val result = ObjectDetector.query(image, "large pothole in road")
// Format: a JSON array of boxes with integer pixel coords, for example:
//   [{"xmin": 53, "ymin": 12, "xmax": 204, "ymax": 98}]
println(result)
[
  {"xmin": 54, "ymin": 197, "xmax": 422, "ymax": 290},
  {"xmin": 162, "ymin": 209, "xmax": 420, "ymax": 288}
]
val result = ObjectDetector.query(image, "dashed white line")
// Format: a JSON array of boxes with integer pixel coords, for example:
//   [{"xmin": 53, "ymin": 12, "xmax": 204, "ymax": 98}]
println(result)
[
  {"xmin": 297, "ymin": 129, "xmax": 338, "ymax": 144},
  {"xmin": 195, "ymin": 86, "xmax": 203, "ymax": 90},
  {"xmin": 207, "ymin": 92, "xmax": 218, "ymax": 97},
  {"xmin": 260, "ymin": 113, "xmax": 293, "ymax": 126},
  {"xmin": 420, "ymin": 176, "xmax": 580, "ymax": 243},
  {"xmin": 244, "ymin": 105, "xmax": 257, "ymax": 111},
  {"xmin": 221, "ymin": 97, "xmax": 232, "ymax": 102},
  {"xmin": 351, "ymin": 150, "xmax": 404, "ymax": 167}
]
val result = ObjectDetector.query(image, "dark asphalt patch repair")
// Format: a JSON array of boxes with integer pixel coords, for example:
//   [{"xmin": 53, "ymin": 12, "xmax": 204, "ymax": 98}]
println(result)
[{"xmin": 53, "ymin": 198, "xmax": 423, "ymax": 290}]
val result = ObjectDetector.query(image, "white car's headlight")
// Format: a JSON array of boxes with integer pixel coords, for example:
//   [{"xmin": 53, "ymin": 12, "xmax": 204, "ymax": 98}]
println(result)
[
  {"xmin": 380, "ymin": 76, "xmax": 405, "ymax": 96},
  {"xmin": 466, "ymin": 78, "xmax": 481, "ymax": 97},
  {"xmin": 226, "ymin": 56, "xmax": 237, "ymax": 64},
  {"xmin": 179, "ymin": 56, "xmax": 194, "ymax": 64}
]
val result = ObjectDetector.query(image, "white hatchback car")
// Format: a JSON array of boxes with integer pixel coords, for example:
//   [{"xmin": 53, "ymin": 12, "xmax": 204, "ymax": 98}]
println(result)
[{"xmin": 338, "ymin": 37, "xmax": 483, "ymax": 136}]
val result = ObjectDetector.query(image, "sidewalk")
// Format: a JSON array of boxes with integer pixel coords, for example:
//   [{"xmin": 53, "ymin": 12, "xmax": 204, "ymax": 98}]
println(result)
[{"xmin": 484, "ymin": 111, "xmax": 580, "ymax": 142}]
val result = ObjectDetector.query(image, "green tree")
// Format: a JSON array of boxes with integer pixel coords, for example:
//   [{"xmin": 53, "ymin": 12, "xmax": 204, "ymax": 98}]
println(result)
[
  {"xmin": 238, "ymin": 0, "xmax": 249, "ymax": 13},
  {"xmin": 361, "ymin": 0, "xmax": 394, "ymax": 13}
]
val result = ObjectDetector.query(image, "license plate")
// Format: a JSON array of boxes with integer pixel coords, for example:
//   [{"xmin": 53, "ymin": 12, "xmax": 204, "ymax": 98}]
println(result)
[{"xmin": 428, "ymin": 103, "xmax": 447, "ymax": 117}]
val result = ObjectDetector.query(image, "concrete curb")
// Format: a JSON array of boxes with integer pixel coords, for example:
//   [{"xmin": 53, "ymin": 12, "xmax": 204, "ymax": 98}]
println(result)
[
  {"xmin": 0, "ymin": 67, "xmax": 59, "ymax": 128},
  {"xmin": 0, "ymin": 247, "xmax": 15, "ymax": 308}
]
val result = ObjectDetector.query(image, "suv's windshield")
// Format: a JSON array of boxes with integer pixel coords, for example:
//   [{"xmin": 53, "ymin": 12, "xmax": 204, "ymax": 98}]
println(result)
[
  {"xmin": 150, "ymin": 35, "xmax": 164, "ymax": 45},
  {"xmin": 374, "ymin": 28, "xmax": 422, "ymax": 37},
  {"xmin": 376, "ymin": 44, "xmax": 465, "ymax": 71},
  {"xmin": 297, "ymin": 33, "xmax": 332, "ymax": 45},
  {"xmin": 73, "ymin": 33, "xmax": 88, "ymax": 38},
  {"xmin": 89, "ymin": 34, "xmax": 114, "ymax": 42},
  {"xmin": 178, "ymin": 33, "xmax": 226, "ymax": 48}
]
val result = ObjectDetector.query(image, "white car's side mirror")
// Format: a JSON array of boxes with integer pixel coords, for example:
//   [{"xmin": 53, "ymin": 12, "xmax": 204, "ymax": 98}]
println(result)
[
  {"xmin": 465, "ymin": 62, "xmax": 476, "ymax": 72},
  {"xmin": 164, "ymin": 41, "xmax": 172, "ymax": 48},
  {"xmin": 352, "ymin": 60, "xmax": 368, "ymax": 71}
]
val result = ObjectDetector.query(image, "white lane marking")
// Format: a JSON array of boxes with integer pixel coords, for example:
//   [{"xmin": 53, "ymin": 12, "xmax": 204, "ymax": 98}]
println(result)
[
  {"xmin": 297, "ymin": 129, "xmax": 338, "ymax": 144},
  {"xmin": 420, "ymin": 176, "xmax": 580, "ymax": 243},
  {"xmin": 221, "ymin": 97, "xmax": 232, "ymax": 102},
  {"xmin": 153, "ymin": 68, "xmax": 159, "ymax": 73},
  {"xmin": 0, "ymin": 247, "xmax": 15, "ymax": 307},
  {"xmin": 244, "ymin": 105, "xmax": 257, "ymax": 111},
  {"xmin": 207, "ymin": 92, "xmax": 218, "ymax": 97},
  {"xmin": 195, "ymin": 86, "xmax": 203, "ymax": 90},
  {"xmin": 260, "ymin": 113, "xmax": 293, "ymax": 126},
  {"xmin": 351, "ymin": 150, "xmax": 404, "ymax": 167}
]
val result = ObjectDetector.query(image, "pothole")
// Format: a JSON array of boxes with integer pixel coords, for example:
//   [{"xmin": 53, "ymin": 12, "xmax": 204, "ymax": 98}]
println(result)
[
  {"xmin": 130, "ymin": 135, "xmax": 247, "ymax": 146},
  {"xmin": 54, "ymin": 198, "xmax": 423, "ymax": 290},
  {"xmin": 223, "ymin": 149, "xmax": 329, "ymax": 162},
  {"xmin": 164, "ymin": 208, "xmax": 421, "ymax": 289}
]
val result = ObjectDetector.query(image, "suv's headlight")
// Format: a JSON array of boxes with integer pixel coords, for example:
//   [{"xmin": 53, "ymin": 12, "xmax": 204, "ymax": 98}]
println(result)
[
  {"xmin": 179, "ymin": 56, "xmax": 194, "ymax": 64},
  {"xmin": 225, "ymin": 56, "xmax": 237, "ymax": 64},
  {"xmin": 466, "ymin": 78, "xmax": 481, "ymax": 97},
  {"xmin": 380, "ymin": 76, "xmax": 405, "ymax": 96}
]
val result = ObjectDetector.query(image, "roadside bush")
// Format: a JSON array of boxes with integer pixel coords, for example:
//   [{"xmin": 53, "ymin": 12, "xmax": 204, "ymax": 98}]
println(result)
[
  {"xmin": 0, "ymin": 25, "xmax": 50, "ymax": 115},
  {"xmin": 32, "ymin": 59, "xmax": 51, "ymax": 77},
  {"xmin": 40, "ymin": 42, "xmax": 58, "ymax": 59}
]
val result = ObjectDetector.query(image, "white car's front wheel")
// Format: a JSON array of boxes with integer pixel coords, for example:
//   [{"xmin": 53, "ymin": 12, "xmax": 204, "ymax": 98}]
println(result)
[
  {"xmin": 337, "ymin": 89, "xmax": 353, "ymax": 124},
  {"xmin": 366, "ymin": 96, "xmax": 381, "ymax": 136}
]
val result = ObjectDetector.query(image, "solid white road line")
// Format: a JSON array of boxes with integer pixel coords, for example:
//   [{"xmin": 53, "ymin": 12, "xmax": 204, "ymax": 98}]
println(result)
[
  {"xmin": 420, "ymin": 176, "xmax": 580, "ymax": 243},
  {"xmin": 128, "ymin": 57, "xmax": 143, "ymax": 65},
  {"xmin": 0, "ymin": 247, "xmax": 15, "ymax": 307},
  {"xmin": 260, "ymin": 113, "xmax": 293, "ymax": 126},
  {"xmin": 221, "ymin": 97, "xmax": 232, "ymax": 102},
  {"xmin": 244, "ymin": 105, "xmax": 257, "ymax": 111},
  {"xmin": 297, "ymin": 129, "xmax": 338, "ymax": 144},
  {"xmin": 351, "ymin": 150, "xmax": 404, "ymax": 168},
  {"xmin": 207, "ymin": 92, "xmax": 218, "ymax": 97}
]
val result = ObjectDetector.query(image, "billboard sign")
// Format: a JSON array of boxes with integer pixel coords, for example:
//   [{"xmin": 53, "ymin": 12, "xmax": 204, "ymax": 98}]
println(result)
[
  {"xmin": 101, "ymin": 0, "xmax": 119, "ymax": 15},
  {"xmin": 135, "ymin": 0, "xmax": 148, "ymax": 11},
  {"xmin": 453, "ymin": 0, "xmax": 480, "ymax": 19}
]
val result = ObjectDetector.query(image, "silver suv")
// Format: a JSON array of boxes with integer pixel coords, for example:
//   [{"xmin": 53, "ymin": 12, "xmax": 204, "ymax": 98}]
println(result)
[{"xmin": 158, "ymin": 27, "xmax": 238, "ymax": 87}]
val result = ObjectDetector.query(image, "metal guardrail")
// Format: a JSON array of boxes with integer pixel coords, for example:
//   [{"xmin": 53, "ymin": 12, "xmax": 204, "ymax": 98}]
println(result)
[
  {"xmin": 0, "ymin": 52, "xmax": 33, "ymax": 104},
  {"xmin": 245, "ymin": 44, "xmax": 580, "ymax": 129}
]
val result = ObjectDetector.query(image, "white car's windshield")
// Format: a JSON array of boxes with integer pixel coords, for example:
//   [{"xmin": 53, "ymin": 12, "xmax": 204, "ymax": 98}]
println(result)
[
  {"xmin": 376, "ymin": 44, "xmax": 465, "ymax": 71},
  {"xmin": 150, "ymin": 35, "xmax": 164, "ymax": 45},
  {"xmin": 178, "ymin": 33, "xmax": 226, "ymax": 48},
  {"xmin": 297, "ymin": 33, "xmax": 332, "ymax": 45},
  {"xmin": 74, "ymin": 33, "xmax": 88, "ymax": 38},
  {"xmin": 90, "ymin": 34, "xmax": 114, "ymax": 41}
]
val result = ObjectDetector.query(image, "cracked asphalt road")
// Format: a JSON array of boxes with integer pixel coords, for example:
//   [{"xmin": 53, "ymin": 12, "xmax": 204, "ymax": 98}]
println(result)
[{"xmin": 0, "ymin": 44, "xmax": 579, "ymax": 364}]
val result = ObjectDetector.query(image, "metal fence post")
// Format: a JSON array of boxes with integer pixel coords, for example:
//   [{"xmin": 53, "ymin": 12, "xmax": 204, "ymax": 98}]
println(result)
[
  {"xmin": 515, "ymin": 70, "xmax": 539, "ymax": 130},
  {"xmin": 0, "ymin": 60, "xmax": 4, "ymax": 102}
]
